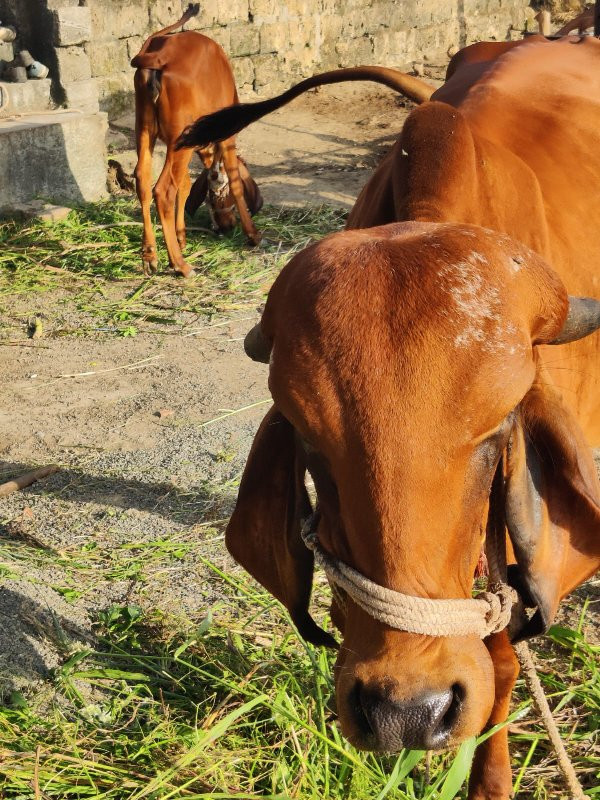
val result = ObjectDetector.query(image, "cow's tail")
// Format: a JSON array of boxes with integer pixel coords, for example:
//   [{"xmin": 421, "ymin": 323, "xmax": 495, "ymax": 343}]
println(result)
[
  {"xmin": 176, "ymin": 65, "xmax": 434, "ymax": 150},
  {"xmin": 131, "ymin": 3, "xmax": 200, "ymax": 67}
]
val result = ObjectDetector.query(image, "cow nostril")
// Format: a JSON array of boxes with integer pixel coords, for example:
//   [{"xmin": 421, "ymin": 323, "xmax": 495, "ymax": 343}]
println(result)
[
  {"xmin": 349, "ymin": 681, "xmax": 375, "ymax": 740},
  {"xmin": 439, "ymin": 683, "xmax": 465, "ymax": 736}
]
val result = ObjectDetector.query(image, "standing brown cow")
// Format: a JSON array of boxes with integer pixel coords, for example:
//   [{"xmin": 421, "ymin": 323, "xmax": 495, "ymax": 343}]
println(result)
[
  {"xmin": 178, "ymin": 37, "xmax": 600, "ymax": 798},
  {"xmin": 131, "ymin": 4, "xmax": 262, "ymax": 277}
]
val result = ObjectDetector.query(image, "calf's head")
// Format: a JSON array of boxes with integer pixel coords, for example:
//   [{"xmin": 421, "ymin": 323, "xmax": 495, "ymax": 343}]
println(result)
[
  {"xmin": 185, "ymin": 154, "xmax": 263, "ymax": 232},
  {"xmin": 228, "ymin": 222, "xmax": 600, "ymax": 752}
]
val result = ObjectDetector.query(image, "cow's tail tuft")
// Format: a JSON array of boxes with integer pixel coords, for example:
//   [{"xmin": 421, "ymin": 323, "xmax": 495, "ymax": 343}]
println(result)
[{"xmin": 177, "ymin": 100, "xmax": 270, "ymax": 149}]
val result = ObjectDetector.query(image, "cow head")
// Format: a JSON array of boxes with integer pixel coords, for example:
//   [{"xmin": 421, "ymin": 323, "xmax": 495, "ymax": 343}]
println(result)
[
  {"xmin": 185, "ymin": 155, "xmax": 263, "ymax": 232},
  {"xmin": 227, "ymin": 222, "xmax": 600, "ymax": 752}
]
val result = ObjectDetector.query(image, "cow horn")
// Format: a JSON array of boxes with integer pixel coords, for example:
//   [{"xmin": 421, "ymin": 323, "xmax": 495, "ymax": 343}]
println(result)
[
  {"xmin": 550, "ymin": 296, "xmax": 600, "ymax": 345},
  {"xmin": 244, "ymin": 324, "xmax": 272, "ymax": 362}
]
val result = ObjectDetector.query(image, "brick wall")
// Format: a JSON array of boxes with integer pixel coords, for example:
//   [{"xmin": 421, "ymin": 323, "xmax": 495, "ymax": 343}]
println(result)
[{"xmin": 0, "ymin": 0, "xmax": 534, "ymax": 119}]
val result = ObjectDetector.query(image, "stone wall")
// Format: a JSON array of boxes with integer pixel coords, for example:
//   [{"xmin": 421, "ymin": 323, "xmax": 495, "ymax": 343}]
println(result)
[{"xmin": 1, "ymin": 0, "xmax": 535, "ymax": 119}]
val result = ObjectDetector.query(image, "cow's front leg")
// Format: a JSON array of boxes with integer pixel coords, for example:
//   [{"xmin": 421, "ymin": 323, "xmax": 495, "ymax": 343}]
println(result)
[
  {"xmin": 468, "ymin": 630, "xmax": 519, "ymax": 800},
  {"xmin": 221, "ymin": 140, "xmax": 261, "ymax": 245}
]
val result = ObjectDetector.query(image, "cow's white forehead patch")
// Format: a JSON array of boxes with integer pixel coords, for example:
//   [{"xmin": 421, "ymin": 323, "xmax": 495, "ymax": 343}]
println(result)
[
  {"xmin": 439, "ymin": 258, "xmax": 508, "ymax": 350},
  {"xmin": 470, "ymin": 251, "xmax": 488, "ymax": 264}
]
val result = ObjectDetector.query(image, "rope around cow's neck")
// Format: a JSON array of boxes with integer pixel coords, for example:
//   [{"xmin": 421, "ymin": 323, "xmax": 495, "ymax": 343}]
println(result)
[
  {"xmin": 300, "ymin": 513, "xmax": 516, "ymax": 638},
  {"xmin": 301, "ymin": 511, "xmax": 586, "ymax": 799}
]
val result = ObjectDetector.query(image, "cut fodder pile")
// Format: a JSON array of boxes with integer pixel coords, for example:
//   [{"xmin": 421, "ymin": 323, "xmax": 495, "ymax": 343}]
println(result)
[
  {"xmin": 0, "ymin": 564, "xmax": 598, "ymax": 800},
  {"xmin": 0, "ymin": 201, "xmax": 347, "ymax": 338}
]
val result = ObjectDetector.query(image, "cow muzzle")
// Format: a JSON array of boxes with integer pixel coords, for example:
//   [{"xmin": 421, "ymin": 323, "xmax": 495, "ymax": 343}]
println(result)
[
  {"xmin": 336, "ymin": 629, "xmax": 495, "ymax": 753},
  {"xmin": 350, "ymin": 680, "xmax": 462, "ymax": 751}
]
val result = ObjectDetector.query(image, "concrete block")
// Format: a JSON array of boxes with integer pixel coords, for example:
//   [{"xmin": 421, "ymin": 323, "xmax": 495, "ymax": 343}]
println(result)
[
  {"xmin": 86, "ymin": 39, "xmax": 130, "ymax": 78},
  {"xmin": 148, "ymin": 0, "xmax": 185, "ymax": 30},
  {"xmin": 260, "ymin": 21, "xmax": 290, "ymax": 53},
  {"xmin": 113, "ymin": 3, "xmax": 152, "ymax": 38},
  {"xmin": 249, "ymin": 0, "xmax": 279, "ymax": 20},
  {"xmin": 288, "ymin": 17, "xmax": 316, "ymax": 48},
  {"xmin": 337, "ymin": 34, "xmax": 374, "ymax": 62},
  {"xmin": 56, "ymin": 46, "xmax": 92, "ymax": 83},
  {"xmin": 253, "ymin": 53, "xmax": 282, "ymax": 90},
  {"xmin": 53, "ymin": 7, "xmax": 92, "ymax": 46},
  {"xmin": 232, "ymin": 55, "xmax": 255, "ymax": 87},
  {"xmin": 0, "ymin": 111, "xmax": 108, "ymax": 205},
  {"xmin": 0, "ymin": 200, "xmax": 74, "ymax": 222},
  {"xmin": 230, "ymin": 25, "xmax": 260, "ymax": 57},
  {"xmin": 0, "ymin": 79, "xmax": 52, "ymax": 118},
  {"xmin": 207, "ymin": 26, "xmax": 231, "ymax": 51},
  {"xmin": 96, "ymin": 72, "xmax": 134, "ymax": 117},
  {"xmin": 285, "ymin": 0, "xmax": 312, "ymax": 15},
  {"xmin": 320, "ymin": 15, "xmax": 343, "ymax": 43},
  {"xmin": 217, "ymin": 0, "xmax": 249, "ymax": 24},
  {"xmin": 89, "ymin": 1, "xmax": 148, "ymax": 41},
  {"xmin": 62, "ymin": 78, "xmax": 100, "ymax": 113},
  {"xmin": 372, "ymin": 28, "xmax": 416, "ymax": 63}
]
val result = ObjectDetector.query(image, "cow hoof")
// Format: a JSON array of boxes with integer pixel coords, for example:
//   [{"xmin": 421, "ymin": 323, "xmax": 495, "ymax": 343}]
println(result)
[
  {"xmin": 173, "ymin": 262, "xmax": 194, "ymax": 279},
  {"xmin": 142, "ymin": 257, "xmax": 158, "ymax": 276},
  {"xmin": 248, "ymin": 230, "xmax": 262, "ymax": 246}
]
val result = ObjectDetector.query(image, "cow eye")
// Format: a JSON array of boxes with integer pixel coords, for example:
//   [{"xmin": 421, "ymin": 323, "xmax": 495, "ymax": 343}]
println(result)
[{"xmin": 475, "ymin": 412, "xmax": 516, "ymax": 471}]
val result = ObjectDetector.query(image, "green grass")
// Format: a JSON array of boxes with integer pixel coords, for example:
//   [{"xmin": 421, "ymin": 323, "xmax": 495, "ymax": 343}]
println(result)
[
  {"xmin": 0, "ymin": 200, "xmax": 347, "ymax": 338},
  {"xmin": 0, "ymin": 568, "xmax": 471, "ymax": 800},
  {"xmin": 0, "ymin": 549, "xmax": 597, "ymax": 799}
]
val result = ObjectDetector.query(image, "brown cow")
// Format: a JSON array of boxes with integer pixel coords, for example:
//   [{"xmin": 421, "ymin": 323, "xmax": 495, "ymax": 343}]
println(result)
[
  {"xmin": 131, "ymin": 5, "xmax": 262, "ymax": 277},
  {"xmin": 179, "ymin": 37, "xmax": 600, "ymax": 798}
]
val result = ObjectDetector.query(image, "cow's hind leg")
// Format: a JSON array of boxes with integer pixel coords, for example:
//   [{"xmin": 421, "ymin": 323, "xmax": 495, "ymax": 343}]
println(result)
[
  {"xmin": 468, "ymin": 630, "xmax": 519, "ymax": 800},
  {"xmin": 221, "ymin": 139, "xmax": 261, "ymax": 245},
  {"xmin": 176, "ymin": 167, "xmax": 192, "ymax": 250},
  {"xmin": 153, "ymin": 146, "xmax": 194, "ymax": 277},
  {"xmin": 134, "ymin": 70, "xmax": 159, "ymax": 275}
]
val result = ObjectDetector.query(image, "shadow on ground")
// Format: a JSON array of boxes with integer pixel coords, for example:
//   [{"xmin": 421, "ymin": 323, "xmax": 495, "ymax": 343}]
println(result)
[
  {"xmin": 0, "ymin": 585, "xmax": 93, "ymax": 698},
  {"xmin": 0, "ymin": 461, "xmax": 236, "ymax": 527}
]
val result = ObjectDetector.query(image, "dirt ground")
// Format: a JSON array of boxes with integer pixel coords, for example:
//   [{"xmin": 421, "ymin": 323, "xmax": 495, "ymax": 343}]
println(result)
[
  {"xmin": 1, "ymin": 84, "xmax": 425, "ymax": 692},
  {"xmin": 1, "ymin": 81, "xmax": 598, "ymax": 696}
]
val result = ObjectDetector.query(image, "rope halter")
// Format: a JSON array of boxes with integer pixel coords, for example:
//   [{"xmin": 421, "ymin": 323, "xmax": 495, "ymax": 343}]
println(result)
[
  {"xmin": 301, "ymin": 515, "xmax": 517, "ymax": 639},
  {"xmin": 302, "ymin": 514, "xmax": 587, "ymax": 798}
]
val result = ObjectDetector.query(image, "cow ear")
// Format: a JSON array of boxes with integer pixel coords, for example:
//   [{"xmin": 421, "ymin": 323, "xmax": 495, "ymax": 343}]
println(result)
[
  {"xmin": 184, "ymin": 170, "xmax": 208, "ymax": 218},
  {"xmin": 504, "ymin": 380, "xmax": 600, "ymax": 641},
  {"xmin": 238, "ymin": 156, "xmax": 264, "ymax": 216},
  {"xmin": 226, "ymin": 407, "xmax": 336, "ymax": 647}
]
